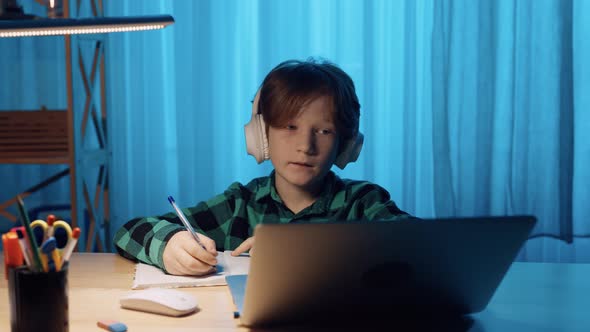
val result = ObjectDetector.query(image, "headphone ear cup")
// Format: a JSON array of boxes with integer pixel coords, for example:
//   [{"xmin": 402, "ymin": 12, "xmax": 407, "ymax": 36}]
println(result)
[
  {"xmin": 334, "ymin": 132, "xmax": 364, "ymax": 169},
  {"xmin": 244, "ymin": 89, "xmax": 270, "ymax": 163}
]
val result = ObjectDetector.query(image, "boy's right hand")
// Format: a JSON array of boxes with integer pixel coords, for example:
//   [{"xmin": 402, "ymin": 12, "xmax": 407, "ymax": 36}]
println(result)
[{"xmin": 162, "ymin": 231, "xmax": 218, "ymax": 276}]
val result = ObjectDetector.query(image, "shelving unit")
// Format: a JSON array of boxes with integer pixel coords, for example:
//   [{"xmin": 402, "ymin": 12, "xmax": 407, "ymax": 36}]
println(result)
[{"xmin": 0, "ymin": 0, "xmax": 111, "ymax": 252}]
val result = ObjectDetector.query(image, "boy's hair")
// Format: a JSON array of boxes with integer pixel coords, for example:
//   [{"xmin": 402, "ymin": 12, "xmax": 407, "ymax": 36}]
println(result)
[{"xmin": 259, "ymin": 58, "xmax": 361, "ymax": 142}]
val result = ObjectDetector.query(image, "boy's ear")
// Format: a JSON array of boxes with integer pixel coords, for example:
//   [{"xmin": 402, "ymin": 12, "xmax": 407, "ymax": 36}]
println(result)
[
  {"xmin": 334, "ymin": 133, "xmax": 364, "ymax": 169},
  {"xmin": 244, "ymin": 89, "xmax": 270, "ymax": 163}
]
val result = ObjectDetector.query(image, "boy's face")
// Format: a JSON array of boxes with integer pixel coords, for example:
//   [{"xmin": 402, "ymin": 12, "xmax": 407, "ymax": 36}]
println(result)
[{"xmin": 268, "ymin": 95, "xmax": 339, "ymax": 194}]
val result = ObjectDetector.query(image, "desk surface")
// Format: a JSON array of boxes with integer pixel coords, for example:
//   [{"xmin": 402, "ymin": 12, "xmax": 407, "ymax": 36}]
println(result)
[{"xmin": 1, "ymin": 253, "xmax": 589, "ymax": 331}]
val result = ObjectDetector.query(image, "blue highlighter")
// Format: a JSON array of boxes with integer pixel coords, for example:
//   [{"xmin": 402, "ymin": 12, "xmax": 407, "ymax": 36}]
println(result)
[{"xmin": 40, "ymin": 237, "xmax": 60, "ymax": 272}]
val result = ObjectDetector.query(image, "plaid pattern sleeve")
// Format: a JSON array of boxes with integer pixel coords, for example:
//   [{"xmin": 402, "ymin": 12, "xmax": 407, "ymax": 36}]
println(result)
[{"xmin": 113, "ymin": 215, "xmax": 186, "ymax": 270}]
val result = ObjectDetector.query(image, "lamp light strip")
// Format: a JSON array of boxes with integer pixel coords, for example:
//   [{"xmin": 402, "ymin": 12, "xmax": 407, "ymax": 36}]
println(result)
[{"xmin": 0, "ymin": 24, "xmax": 165, "ymax": 37}]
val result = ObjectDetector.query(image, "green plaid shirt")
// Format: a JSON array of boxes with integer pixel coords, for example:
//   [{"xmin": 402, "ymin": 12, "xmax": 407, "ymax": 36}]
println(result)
[{"xmin": 114, "ymin": 171, "xmax": 409, "ymax": 271}]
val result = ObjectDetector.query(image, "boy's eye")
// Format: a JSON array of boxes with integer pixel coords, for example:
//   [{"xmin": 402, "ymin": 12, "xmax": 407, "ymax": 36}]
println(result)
[
  {"xmin": 318, "ymin": 129, "xmax": 334, "ymax": 135},
  {"xmin": 285, "ymin": 125, "xmax": 297, "ymax": 130}
]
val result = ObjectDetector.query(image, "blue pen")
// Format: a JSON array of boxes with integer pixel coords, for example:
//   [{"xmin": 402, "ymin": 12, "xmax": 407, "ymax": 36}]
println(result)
[{"xmin": 167, "ymin": 196, "xmax": 207, "ymax": 250}]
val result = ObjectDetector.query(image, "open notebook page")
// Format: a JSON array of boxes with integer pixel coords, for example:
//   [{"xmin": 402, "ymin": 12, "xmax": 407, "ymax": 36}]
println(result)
[{"xmin": 132, "ymin": 251, "xmax": 250, "ymax": 289}]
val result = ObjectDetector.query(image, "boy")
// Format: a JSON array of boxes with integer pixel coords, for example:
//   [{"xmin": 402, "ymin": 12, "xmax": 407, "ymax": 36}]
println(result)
[{"xmin": 114, "ymin": 58, "xmax": 410, "ymax": 276}]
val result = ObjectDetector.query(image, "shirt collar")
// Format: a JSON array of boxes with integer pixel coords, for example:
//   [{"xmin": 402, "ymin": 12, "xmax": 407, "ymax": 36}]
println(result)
[{"xmin": 255, "ymin": 170, "xmax": 338, "ymax": 215}]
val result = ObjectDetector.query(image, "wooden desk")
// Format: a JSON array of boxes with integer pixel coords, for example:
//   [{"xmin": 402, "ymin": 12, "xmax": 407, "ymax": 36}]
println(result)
[
  {"xmin": 1, "ymin": 253, "xmax": 589, "ymax": 331},
  {"xmin": 1, "ymin": 253, "xmax": 245, "ymax": 332}
]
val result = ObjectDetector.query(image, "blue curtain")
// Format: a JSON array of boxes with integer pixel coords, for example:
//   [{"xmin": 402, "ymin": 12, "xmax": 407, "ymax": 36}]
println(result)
[{"xmin": 1, "ymin": 0, "xmax": 589, "ymax": 262}]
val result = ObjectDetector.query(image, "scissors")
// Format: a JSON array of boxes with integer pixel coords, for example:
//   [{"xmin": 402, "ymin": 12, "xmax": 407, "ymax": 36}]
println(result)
[
  {"xmin": 30, "ymin": 219, "xmax": 72, "ymax": 249},
  {"xmin": 30, "ymin": 218, "xmax": 74, "ymax": 271}
]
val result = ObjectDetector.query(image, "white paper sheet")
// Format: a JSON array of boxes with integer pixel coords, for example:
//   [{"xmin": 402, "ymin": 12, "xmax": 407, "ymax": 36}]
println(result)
[{"xmin": 132, "ymin": 251, "xmax": 250, "ymax": 289}]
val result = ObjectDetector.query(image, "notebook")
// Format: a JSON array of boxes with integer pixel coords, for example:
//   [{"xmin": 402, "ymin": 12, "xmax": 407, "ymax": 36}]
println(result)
[
  {"xmin": 226, "ymin": 216, "xmax": 536, "ymax": 327},
  {"xmin": 132, "ymin": 251, "xmax": 250, "ymax": 289}
]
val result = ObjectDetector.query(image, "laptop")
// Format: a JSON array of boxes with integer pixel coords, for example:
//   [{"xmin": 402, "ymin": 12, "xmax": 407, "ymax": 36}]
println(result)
[{"xmin": 227, "ymin": 216, "xmax": 536, "ymax": 327}]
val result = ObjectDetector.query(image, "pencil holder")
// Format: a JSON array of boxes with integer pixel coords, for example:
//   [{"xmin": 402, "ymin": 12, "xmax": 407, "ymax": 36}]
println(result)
[{"xmin": 8, "ymin": 266, "xmax": 69, "ymax": 332}]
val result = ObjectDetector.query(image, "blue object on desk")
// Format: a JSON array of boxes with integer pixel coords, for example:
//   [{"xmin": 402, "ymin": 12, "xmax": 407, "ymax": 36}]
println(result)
[
  {"xmin": 107, "ymin": 322, "xmax": 127, "ymax": 332},
  {"xmin": 226, "ymin": 274, "xmax": 247, "ymax": 318},
  {"xmin": 97, "ymin": 320, "xmax": 127, "ymax": 332}
]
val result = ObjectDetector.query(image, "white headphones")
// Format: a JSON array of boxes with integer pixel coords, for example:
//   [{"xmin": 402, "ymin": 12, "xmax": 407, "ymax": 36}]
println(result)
[{"xmin": 244, "ymin": 89, "xmax": 364, "ymax": 169}]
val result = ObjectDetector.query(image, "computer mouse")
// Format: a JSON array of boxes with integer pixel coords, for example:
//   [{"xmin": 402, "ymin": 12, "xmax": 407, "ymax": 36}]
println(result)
[{"xmin": 120, "ymin": 288, "xmax": 198, "ymax": 317}]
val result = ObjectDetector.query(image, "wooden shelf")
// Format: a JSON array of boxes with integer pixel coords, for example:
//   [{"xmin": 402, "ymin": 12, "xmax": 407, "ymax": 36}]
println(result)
[{"xmin": 0, "ymin": 109, "xmax": 70, "ymax": 165}]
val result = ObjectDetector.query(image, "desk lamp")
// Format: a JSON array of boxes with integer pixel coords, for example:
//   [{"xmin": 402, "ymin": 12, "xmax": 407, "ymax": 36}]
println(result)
[{"xmin": 0, "ymin": 0, "xmax": 174, "ymax": 37}]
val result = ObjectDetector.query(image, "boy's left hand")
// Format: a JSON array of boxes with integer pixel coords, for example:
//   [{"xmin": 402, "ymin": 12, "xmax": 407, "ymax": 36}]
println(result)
[{"xmin": 232, "ymin": 237, "xmax": 254, "ymax": 256}]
